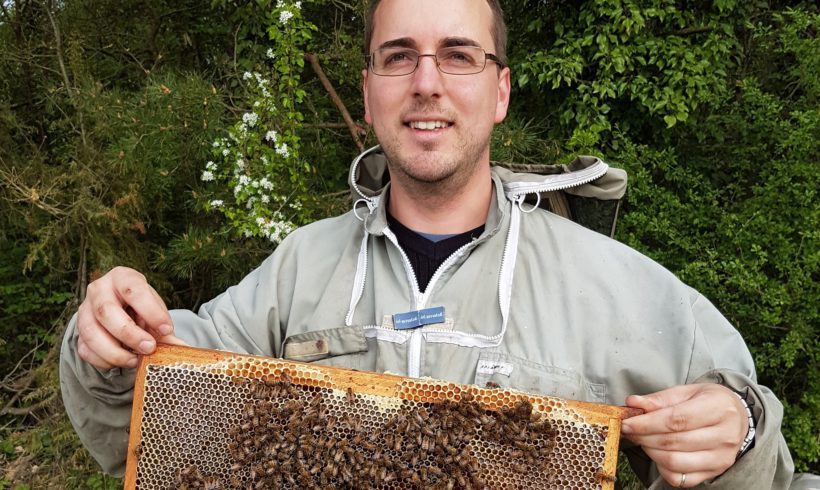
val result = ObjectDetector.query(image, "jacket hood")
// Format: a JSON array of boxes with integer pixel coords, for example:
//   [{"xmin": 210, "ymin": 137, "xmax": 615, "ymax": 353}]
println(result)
[{"xmin": 349, "ymin": 145, "xmax": 627, "ymax": 204}]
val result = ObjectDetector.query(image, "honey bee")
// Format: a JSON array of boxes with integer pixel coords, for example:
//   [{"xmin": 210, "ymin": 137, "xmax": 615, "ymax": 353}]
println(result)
[
  {"xmin": 346, "ymin": 387, "xmax": 356, "ymax": 405},
  {"xmin": 203, "ymin": 476, "xmax": 222, "ymax": 490}
]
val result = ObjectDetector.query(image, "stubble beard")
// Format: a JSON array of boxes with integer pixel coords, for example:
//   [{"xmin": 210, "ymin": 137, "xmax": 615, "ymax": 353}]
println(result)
[{"xmin": 378, "ymin": 120, "xmax": 491, "ymax": 203}]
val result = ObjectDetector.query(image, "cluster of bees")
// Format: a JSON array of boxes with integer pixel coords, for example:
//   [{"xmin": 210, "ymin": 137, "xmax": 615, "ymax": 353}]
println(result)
[{"xmin": 171, "ymin": 374, "xmax": 558, "ymax": 489}]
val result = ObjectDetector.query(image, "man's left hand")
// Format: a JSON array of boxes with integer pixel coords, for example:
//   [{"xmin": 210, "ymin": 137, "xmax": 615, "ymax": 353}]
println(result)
[{"xmin": 621, "ymin": 383, "xmax": 749, "ymax": 488}]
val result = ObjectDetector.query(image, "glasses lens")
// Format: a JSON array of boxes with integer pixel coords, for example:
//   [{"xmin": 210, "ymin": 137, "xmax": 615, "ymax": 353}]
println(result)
[
  {"xmin": 370, "ymin": 46, "xmax": 488, "ymax": 76},
  {"xmin": 373, "ymin": 48, "xmax": 419, "ymax": 76},
  {"xmin": 437, "ymin": 46, "xmax": 486, "ymax": 75}
]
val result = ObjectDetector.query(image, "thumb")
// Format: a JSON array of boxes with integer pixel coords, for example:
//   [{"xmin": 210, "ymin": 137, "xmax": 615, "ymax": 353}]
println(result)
[
  {"xmin": 626, "ymin": 384, "xmax": 701, "ymax": 413},
  {"xmin": 157, "ymin": 333, "xmax": 189, "ymax": 347}
]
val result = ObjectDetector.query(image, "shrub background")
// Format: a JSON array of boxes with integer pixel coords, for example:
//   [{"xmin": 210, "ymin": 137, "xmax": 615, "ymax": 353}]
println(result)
[{"xmin": 0, "ymin": 0, "xmax": 816, "ymax": 487}]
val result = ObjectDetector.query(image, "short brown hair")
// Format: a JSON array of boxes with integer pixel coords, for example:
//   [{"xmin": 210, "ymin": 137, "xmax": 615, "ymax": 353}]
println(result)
[{"xmin": 363, "ymin": 0, "xmax": 507, "ymax": 66}]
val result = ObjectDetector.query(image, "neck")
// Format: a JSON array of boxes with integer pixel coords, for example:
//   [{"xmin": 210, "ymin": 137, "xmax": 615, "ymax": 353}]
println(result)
[{"xmin": 387, "ymin": 165, "xmax": 493, "ymax": 234}]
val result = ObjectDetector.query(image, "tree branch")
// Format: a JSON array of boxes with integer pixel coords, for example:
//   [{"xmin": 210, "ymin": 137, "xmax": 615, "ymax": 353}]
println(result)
[
  {"xmin": 305, "ymin": 53, "xmax": 365, "ymax": 152},
  {"xmin": 1, "ymin": 394, "xmax": 56, "ymax": 416},
  {"xmin": 44, "ymin": 0, "xmax": 87, "ymax": 146},
  {"xmin": 674, "ymin": 26, "xmax": 713, "ymax": 36}
]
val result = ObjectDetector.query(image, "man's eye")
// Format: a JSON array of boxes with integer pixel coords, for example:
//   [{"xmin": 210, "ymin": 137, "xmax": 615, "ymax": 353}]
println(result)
[
  {"xmin": 442, "ymin": 50, "xmax": 475, "ymax": 65},
  {"xmin": 384, "ymin": 51, "xmax": 414, "ymax": 65}
]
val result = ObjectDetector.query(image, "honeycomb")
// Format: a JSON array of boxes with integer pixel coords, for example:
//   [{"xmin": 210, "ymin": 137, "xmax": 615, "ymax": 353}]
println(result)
[{"xmin": 125, "ymin": 345, "xmax": 638, "ymax": 489}]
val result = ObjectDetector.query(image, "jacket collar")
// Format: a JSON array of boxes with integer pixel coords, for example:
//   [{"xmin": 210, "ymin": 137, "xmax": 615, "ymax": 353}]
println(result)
[{"xmin": 348, "ymin": 145, "xmax": 508, "ymax": 240}]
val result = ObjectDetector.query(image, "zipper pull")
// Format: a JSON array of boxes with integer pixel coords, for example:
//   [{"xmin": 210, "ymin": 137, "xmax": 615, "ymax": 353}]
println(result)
[{"xmin": 514, "ymin": 193, "xmax": 541, "ymax": 213}]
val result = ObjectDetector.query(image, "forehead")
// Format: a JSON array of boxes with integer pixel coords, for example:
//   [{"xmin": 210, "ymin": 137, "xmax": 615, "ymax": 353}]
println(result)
[{"xmin": 370, "ymin": 0, "xmax": 494, "ymax": 51}]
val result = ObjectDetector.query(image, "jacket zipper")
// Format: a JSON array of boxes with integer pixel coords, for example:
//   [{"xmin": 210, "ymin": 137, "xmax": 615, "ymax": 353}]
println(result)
[
  {"xmin": 384, "ymin": 227, "xmax": 481, "ymax": 378},
  {"xmin": 502, "ymin": 158, "xmax": 608, "ymax": 198}
]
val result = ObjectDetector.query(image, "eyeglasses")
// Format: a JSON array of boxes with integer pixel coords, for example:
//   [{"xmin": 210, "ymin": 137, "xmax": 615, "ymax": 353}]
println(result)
[{"xmin": 366, "ymin": 45, "xmax": 505, "ymax": 76}]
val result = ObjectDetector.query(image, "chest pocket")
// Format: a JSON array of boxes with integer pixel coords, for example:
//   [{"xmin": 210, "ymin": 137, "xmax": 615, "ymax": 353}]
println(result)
[
  {"xmin": 474, "ymin": 351, "xmax": 607, "ymax": 403},
  {"xmin": 281, "ymin": 325, "xmax": 367, "ymax": 370}
]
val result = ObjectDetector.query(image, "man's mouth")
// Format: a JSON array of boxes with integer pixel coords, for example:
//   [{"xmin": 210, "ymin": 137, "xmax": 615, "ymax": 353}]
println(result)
[{"xmin": 406, "ymin": 120, "xmax": 453, "ymax": 130}]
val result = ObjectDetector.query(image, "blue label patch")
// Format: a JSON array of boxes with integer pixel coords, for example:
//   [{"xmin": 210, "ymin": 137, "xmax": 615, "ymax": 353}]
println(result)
[{"xmin": 392, "ymin": 306, "xmax": 445, "ymax": 330}]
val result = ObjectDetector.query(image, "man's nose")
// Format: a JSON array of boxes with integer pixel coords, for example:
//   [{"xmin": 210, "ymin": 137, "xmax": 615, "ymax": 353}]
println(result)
[{"xmin": 411, "ymin": 54, "xmax": 444, "ymax": 96}]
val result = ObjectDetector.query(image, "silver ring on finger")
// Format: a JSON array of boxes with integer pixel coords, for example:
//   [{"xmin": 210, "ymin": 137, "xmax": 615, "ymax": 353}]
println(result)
[{"xmin": 678, "ymin": 473, "xmax": 687, "ymax": 488}]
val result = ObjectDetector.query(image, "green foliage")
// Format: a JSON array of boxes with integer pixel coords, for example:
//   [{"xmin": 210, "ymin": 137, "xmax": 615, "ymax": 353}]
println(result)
[
  {"xmin": 512, "ymin": 0, "xmax": 741, "ymax": 135},
  {"xmin": 0, "ymin": 0, "xmax": 817, "ymax": 483}
]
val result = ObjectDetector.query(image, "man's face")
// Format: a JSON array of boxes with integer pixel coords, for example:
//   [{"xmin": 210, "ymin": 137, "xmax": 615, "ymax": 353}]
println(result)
[{"xmin": 363, "ymin": 0, "xmax": 510, "ymax": 187}]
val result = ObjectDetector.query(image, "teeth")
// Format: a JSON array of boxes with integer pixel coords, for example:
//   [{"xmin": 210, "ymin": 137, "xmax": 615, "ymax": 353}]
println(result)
[{"xmin": 410, "ymin": 121, "xmax": 449, "ymax": 130}]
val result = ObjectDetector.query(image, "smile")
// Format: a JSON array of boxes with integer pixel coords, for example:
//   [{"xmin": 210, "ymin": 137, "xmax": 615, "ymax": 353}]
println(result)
[{"xmin": 407, "ymin": 120, "xmax": 453, "ymax": 130}]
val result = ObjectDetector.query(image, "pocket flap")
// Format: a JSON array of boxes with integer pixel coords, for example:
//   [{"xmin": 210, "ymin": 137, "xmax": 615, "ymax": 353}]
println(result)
[
  {"xmin": 282, "ymin": 326, "xmax": 367, "ymax": 362},
  {"xmin": 474, "ymin": 351, "xmax": 607, "ymax": 403}
]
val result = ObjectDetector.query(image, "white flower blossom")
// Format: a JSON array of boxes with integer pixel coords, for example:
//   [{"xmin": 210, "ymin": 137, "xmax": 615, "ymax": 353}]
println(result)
[
  {"xmin": 264, "ymin": 130, "xmax": 278, "ymax": 142},
  {"xmin": 260, "ymin": 155, "xmax": 269, "ymax": 165},
  {"xmin": 253, "ymin": 101, "xmax": 261, "ymax": 108},
  {"xmin": 242, "ymin": 71, "xmax": 252, "ymax": 80},
  {"xmin": 266, "ymin": 48, "xmax": 276, "ymax": 59},
  {"xmin": 276, "ymin": 0, "xmax": 284, "ymax": 7},
  {"xmin": 212, "ymin": 141, "xmax": 220, "ymax": 148},
  {"xmin": 256, "ymin": 217, "xmax": 266, "ymax": 226},
  {"xmin": 261, "ymin": 194, "xmax": 270, "ymax": 204},
  {"xmin": 275, "ymin": 143, "xmax": 290, "ymax": 158},
  {"xmin": 254, "ymin": 73, "xmax": 268, "ymax": 86},
  {"xmin": 234, "ymin": 185, "xmax": 242, "ymax": 196},
  {"xmin": 206, "ymin": 161, "xmax": 217, "ymax": 171},
  {"xmin": 251, "ymin": 179, "xmax": 260, "ymax": 188},
  {"xmin": 222, "ymin": 149, "xmax": 230, "ymax": 157},
  {"xmin": 235, "ymin": 158, "xmax": 246, "ymax": 169},
  {"xmin": 261, "ymin": 87, "xmax": 271, "ymax": 98},
  {"xmin": 239, "ymin": 175, "xmax": 251, "ymax": 185},
  {"xmin": 295, "ymin": 1, "xmax": 301, "ymax": 9},
  {"xmin": 280, "ymin": 10, "xmax": 294, "ymax": 24},
  {"xmin": 201, "ymin": 170, "xmax": 214, "ymax": 181},
  {"xmin": 244, "ymin": 229, "xmax": 253, "ymax": 237},
  {"xmin": 209, "ymin": 199, "xmax": 224, "ymax": 207},
  {"xmin": 242, "ymin": 112, "xmax": 258, "ymax": 127},
  {"xmin": 259, "ymin": 177, "xmax": 273, "ymax": 190}
]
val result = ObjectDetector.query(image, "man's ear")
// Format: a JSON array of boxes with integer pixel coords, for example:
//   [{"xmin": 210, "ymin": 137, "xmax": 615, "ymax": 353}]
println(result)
[
  {"xmin": 362, "ymin": 69, "xmax": 372, "ymax": 125},
  {"xmin": 494, "ymin": 66, "xmax": 511, "ymax": 124}
]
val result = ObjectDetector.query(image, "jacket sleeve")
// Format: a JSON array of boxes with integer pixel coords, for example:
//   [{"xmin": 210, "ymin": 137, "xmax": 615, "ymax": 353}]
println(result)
[
  {"xmin": 58, "ymin": 254, "xmax": 287, "ymax": 476},
  {"xmin": 624, "ymin": 292, "xmax": 795, "ymax": 490}
]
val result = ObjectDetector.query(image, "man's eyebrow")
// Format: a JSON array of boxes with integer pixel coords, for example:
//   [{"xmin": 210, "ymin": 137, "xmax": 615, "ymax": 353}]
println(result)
[
  {"xmin": 377, "ymin": 37, "xmax": 418, "ymax": 50},
  {"xmin": 439, "ymin": 37, "xmax": 482, "ymax": 49}
]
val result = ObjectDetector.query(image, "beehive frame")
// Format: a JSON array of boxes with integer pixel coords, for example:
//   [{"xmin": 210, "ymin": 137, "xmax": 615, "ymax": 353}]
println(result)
[{"xmin": 126, "ymin": 345, "xmax": 640, "ymax": 489}]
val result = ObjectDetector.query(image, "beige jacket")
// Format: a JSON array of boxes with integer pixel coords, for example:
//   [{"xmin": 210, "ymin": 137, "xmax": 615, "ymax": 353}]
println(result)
[{"xmin": 61, "ymin": 147, "xmax": 797, "ymax": 488}]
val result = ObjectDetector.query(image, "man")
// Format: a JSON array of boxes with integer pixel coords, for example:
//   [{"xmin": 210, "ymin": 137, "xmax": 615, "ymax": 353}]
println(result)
[{"xmin": 61, "ymin": 0, "xmax": 803, "ymax": 488}]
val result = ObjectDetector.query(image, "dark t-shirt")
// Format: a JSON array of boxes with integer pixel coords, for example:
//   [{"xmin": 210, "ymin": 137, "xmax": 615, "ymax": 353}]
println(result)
[{"xmin": 387, "ymin": 213, "xmax": 484, "ymax": 293}]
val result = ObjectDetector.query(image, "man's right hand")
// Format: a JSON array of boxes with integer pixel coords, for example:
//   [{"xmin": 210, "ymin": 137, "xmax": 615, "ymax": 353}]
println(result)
[{"xmin": 76, "ymin": 266, "xmax": 187, "ymax": 370}]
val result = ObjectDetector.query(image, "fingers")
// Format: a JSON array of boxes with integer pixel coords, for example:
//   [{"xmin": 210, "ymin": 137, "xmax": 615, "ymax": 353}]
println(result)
[
  {"xmin": 656, "ymin": 468, "xmax": 717, "ymax": 489},
  {"xmin": 622, "ymin": 384, "xmax": 749, "ymax": 488},
  {"xmin": 77, "ymin": 301, "xmax": 140, "ymax": 369},
  {"xmin": 625, "ymin": 384, "xmax": 702, "ymax": 413},
  {"xmin": 645, "ymin": 444, "xmax": 737, "ymax": 477},
  {"xmin": 157, "ymin": 333, "xmax": 189, "ymax": 347},
  {"xmin": 91, "ymin": 295, "xmax": 156, "ymax": 355},
  {"xmin": 107, "ymin": 267, "xmax": 174, "ymax": 334},
  {"xmin": 77, "ymin": 266, "xmax": 175, "ymax": 370},
  {"xmin": 622, "ymin": 398, "xmax": 724, "ymax": 437}
]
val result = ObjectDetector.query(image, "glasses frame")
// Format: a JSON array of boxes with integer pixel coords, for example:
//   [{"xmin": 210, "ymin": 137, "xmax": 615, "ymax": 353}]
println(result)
[{"xmin": 365, "ymin": 46, "xmax": 506, "ymax": 77}]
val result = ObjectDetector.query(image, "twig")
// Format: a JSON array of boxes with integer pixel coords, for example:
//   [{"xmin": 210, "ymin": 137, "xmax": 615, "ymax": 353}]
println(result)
[
  {"xmin": 1, "ymin": 394, "xmax": 56, "ymax": 416},
  {"xmin": 304, "ymin": 122, "xmax": 356, "ymax": 129},
  {"xmin": 674, "ymin": 26, "xmax": 713, "ymax": 36},
  {"xmin": 45, "ymin": 0, "xmax": 87, "ymax": 146},
  {"xmin": 78, "ymin": 236, "xmax": 87, "ymax": 303},
  {"xmin": 305, "ymin": 53, "xmax": 365, "ymax": 152}
]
